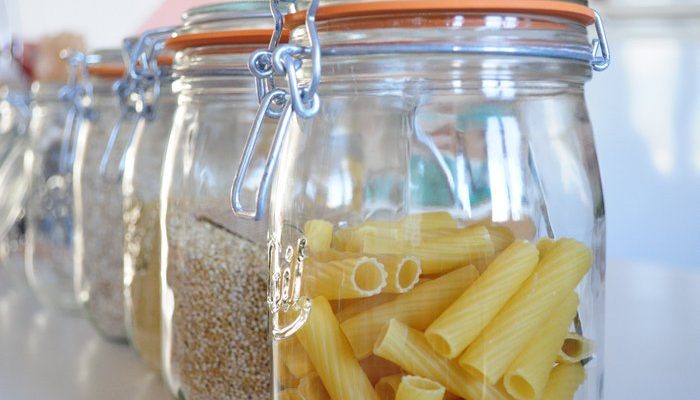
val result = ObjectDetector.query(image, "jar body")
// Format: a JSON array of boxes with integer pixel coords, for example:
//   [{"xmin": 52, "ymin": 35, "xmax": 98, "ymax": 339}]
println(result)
[
  {"xmin": 122, "ymin": 91, "xmax": 176, "ymax": 371},
  {"xmin": 161, "ymin": 75, "xmax": 272, "ymax": 400},
  {"xmin": 73, "ymin": 81, "xmax": 130, "ymax": 340},
  {"xmin": 269, "ymin": 50, "xmax": 604, "ymax": 400},
  {"xmin": 25, "ymin": 87, "xmax": 79, "ymax": 311}
]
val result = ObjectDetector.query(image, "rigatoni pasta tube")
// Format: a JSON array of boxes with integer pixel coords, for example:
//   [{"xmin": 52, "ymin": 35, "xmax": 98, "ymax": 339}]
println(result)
[
  {"xmin": 296, "ymin": 296, "xmax": 379, "ymax": 400},
  {"xmin": 377, "ymin": 255, "xmax": 421, "ymax": 294},
  {"xmin": 375, "ymin": 374, "xmax": 403, "ymax": 400},
  {"xmin": 426, "ymin": 240, "xmax": 539, "ymax": 358},
  {"xmin": 304, "ymin": 219, "xmax": 335, "ymax": 253},
  {"xmin": 503, "ymin": 293, "xmax": 580, "ymax": 400},
  {"xmin": 557, "ymin": 332, "xmax": 594, "ymax": 364},
  {"xmin": 459, "ymin": 239, "xmax": 593, "ymax": 384},
  {"xmin": 373, "ymin": 319, "xmax": 511, "ymax": 400},
  {"xmin": 304, "ymin": 256, "xmax": 387, "ymax": 300},
  {"xmin": 396, "ymin": 376, "xmax": 446, "ymax": 400},
  {"xmin": 542, "ymin": 363, "xmax": 586, "ymax": 400},
  {"xmin": 334, "ymin": 293, "xmax": 399, "ymax": 322},
  {"xmin": 341, "ymin": 265, "xmax": 480, "ymax": 359},
  {"xmin": 279, "ymin": 389, "xmax": 304, "ymax": 400},
  {"xmin": 362, "ymin": 226, "xmax": 494, "ymax": 274},
  {"xmin": 359, "ymin": 355, "xmax": 402, "ymax": 385},
  {"xmin": 537, "ymin": 238, "xmax": 556, "ymax": 256},
  {"xmin": 298, "ymin": 373, "xmax": 331, "ymax": 400},
  {"xmin": 280, "ymin": 337, "xmax": 315, "ymax": 378}
]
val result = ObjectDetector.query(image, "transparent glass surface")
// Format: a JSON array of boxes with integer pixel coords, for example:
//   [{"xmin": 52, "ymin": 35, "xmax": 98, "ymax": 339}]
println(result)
[
  {"xmin": 268, "ymin": 13, "xmax": 605, "ymax": 400},
  {"xmin": 122, "ymin": 80, "xmax": 177, "ymax": 372},
  {"xmin": 73, "ymin": 74, "xmax": 130, "ymax": 341},
  {"xmin": 161, "ymin": 47, "xmax": 272, "ymax": 400},
  {"xmin": 25, "ymin": 82, "xmax": 79, "ymax": 312}
]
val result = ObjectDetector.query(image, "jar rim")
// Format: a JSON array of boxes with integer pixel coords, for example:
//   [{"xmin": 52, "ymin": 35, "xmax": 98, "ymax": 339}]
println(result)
[{"xmin": 284, "ymin": 0, "xmax": 596, "ymax": 29}]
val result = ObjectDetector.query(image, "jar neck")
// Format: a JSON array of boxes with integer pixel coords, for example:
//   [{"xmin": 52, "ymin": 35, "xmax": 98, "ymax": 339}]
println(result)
[
  {"xmin": 172, "ymin": 45, "xmax": 260, "ymax": 98},
  {"xmin": 291, "ymin": 12, "xmax": 593, "ymax": 87}
]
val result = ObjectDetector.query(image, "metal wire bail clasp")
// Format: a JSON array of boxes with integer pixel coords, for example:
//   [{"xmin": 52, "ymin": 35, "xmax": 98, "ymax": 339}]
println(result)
[
  {"xmin": 591, "ymin": 10, "xmax": 611, "ymax": 72},
  {"xmin": 58, "ymin": 51, "xmax": 93, "ymax": 175},
  {"xmin": 230, "ymin": 88, "xmax": 292, "ymax": 221},
  {"xmin": 99, "ymin": 27, "xmax": 174, "ymax": 181}
]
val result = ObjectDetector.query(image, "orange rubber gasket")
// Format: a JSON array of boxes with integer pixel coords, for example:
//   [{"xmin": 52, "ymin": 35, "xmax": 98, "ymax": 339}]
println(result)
[
  {"xmin": 87, "ymin": 64, "xmax": 125, "ymax": 78},
  {"xmin": 165, "ymin": 29, "xmax": 289, "ymax": 51},
  {"xmin": 284, "ymin": 0, "xmax": 596, "ymax": 28}
]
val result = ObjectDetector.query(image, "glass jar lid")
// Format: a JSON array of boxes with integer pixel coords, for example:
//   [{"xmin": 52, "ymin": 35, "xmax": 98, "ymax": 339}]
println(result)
[{"xmin": 86, "ymin": 48, "xmax": 125, "ymax": 78}]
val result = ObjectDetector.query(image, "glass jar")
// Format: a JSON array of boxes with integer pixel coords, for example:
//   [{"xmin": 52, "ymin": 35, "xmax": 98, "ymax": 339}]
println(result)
[
  {"xmin": 0, "ymin": 86, "xmax": 30, "ymax": 287},
  {"xmin": 25, "ymin": 81, "xmax": 80, "ymax": 311},
  {"xmin": 122, "ymin": 32, "xmax": 177, "ymax": 371},
  {"xmin": 245, "ymin": 2, "xmax": 609, "ymax": 400},
  {"xmin": 160, "ymin": 2, "xmax": 287, "ymax": 398},
  {"xmin": 73, "ymin": 49, "xmax": 130, "ymax": 341}
]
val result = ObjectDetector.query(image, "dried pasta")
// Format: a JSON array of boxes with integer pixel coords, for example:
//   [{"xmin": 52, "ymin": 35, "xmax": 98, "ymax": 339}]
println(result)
[
  {"xmin": 542, "ymin": 363, "xmax": 586, "ymax": 400},
  {"xmin": 304, "ymin": 219, "xmax": 335, "ymax": 253},
  {"xmin": 557, "ymin": 332, "xmax": 595, "ymax": 364},
  {"xmin": 341, "ymin": 265, "xmax": 480, "ymax": 359},
  {"xmin": 375, "ymin": 374, "xmax": 403, "ymax": 400},
  {"xmin": 377, "ymin": 255, "xmax": 422, "ymax": 293},
  {"xmin": 373, "ymin": 319, "xmax": 511, "ymax": 400},
  {"xmin": 425, "ymin": 240, "xmax": 539, "ymax": 358},
  {"xmin": 360, "ymin": 355, "xmax": 403, "ymax": 385},
  {"xmin": 304, "ymin": 256, "xmax": 387, "ymax": 300},
  {"xmin": 279, "ymin": 389, "xmax": 304, "ymax": 400},
  {"xmin": 459, "ymin": 239, "xmax": 592, "ymax": 384},
  {"xmin": 280, "ymin": 337, "xmax": 315, "ymax": 378},
  {"xmin": 503, "ymin": 292, "xmax": 580, "ymax": 400},
  {"xmin": 298, "ymin": 373, "xmax": 331, "ymax": 400},
  {"xmin": 296, "ymin": 296, "xmax": 379, "ymax": 400},
  {"xmin": 395, "ymin": 375, "xmax": 446, "ymax": 400}
]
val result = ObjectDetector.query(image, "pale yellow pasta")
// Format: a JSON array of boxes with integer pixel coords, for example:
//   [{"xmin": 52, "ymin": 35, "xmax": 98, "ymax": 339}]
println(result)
[
  {"xmin": 557, "ymin": 332, "xmax": 595, "ymax": 364},
  {"xmin": 280, "ymin": 337, "xmax": 315, "ymax": 379},
  {"xmin": 402, "ymin": 211, "xmax": 458, "ymax": 231},
  {"xmin": 334, "ymin": 293, "xmax": 399, "ymax": 322},
  {"xmin": 341, "ymin": 265, "xmax": 480, "ymax": 359},
  {"xmin": 537, "ymin": 238, "xmax": 556, "ymax": 257},
  {"xmin": 298, "ymin": 373, "xmax": 331, "ymax": 400},
  {"xmin": 279, "ymin": 389, "xmax": 304, "ymax": 400},
  {"xmin": 396, "ymin": 375, "xmax": 446, "ymax": 400},
  {"xmin": 373, "ymin": 319, "xmax": 511, "ymax": 400},
  {"xmin": 426, "ymin": 240, "xmax": 539, "ymax": 359},
  {"xmin": 359, "ymin": 355, "xmax": 403, "ymax": 385},
  {"xmin": 375, "ymin": 374, "xmax": 403, "ymax": 400},
  {"xmin": 304, "ymin": 256, "xmax": 387, "ymax": 300},
  {"xmin": 503, "ymin": 293, "xmax": 580, "ymax": 400},
  {"xmin": 459, "ymin": 239, "xmax": 593, "ymax": 384},
  {"xmin": 485, "ymin": 225, "xmax": 517, "ymax": 254},
  {"xmin": 305, "ymin": 219, "xmax": 335, "ymax": 253},
  {"xmin": 542, "ymin": 363, "xmax": 586, "ymax": 400},
  {"xmin": 278, "ymin": 362, "xmax": 300, "ymax": 388},
  {"xmin": 296, "ymin": 296, "xmax": 379, "ymax": 400},
  {"xmin": 346, "ymin": 225, "xmax": 401, "ymax": 252},
  {"xmin": 362, "ymin": 225, "xmax": 494, "ymax": 274},
  {"xmin": 377, "ymin": 255, "xmax": 422, "ymax": 294}
]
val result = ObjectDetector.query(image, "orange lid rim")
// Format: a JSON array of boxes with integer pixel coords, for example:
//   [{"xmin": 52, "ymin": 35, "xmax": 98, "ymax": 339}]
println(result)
[
  {"xmin": 165, "ymin": 29, "xmax": 289, "ymax": 51},
  {"xmin": 284, "ymin": 0, "xmax": 596, "ymax": 29},
  {"xmin": 87, "ymin": 65, "xmax": 125, "ymax": 79}
]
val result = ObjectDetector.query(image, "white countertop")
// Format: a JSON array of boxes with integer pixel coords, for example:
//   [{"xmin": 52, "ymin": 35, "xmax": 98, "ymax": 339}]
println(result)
[{"xmin": 1, "ymin": 260, "xmax": 699, "ymax": 399}]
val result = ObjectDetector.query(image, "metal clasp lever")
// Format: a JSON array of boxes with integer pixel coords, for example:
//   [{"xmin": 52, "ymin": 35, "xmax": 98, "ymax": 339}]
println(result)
[
  {"xmin": 230, "ymin": 89, "xmax": 293, "ymax": 221},
  {"xmin": 591, "ymin": 10, "xmax": 611, "ymax": 72}
]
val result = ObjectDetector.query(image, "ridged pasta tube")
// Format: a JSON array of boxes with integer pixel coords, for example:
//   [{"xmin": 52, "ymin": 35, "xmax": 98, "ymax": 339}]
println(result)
[
  {"xmin": 537, "ymin": 238, "xmax": 556, "ymax": 256},
  {"xmin": 373, "ymin": 319, "xmax": 511, "ymax": 400},
  {"xmin": 341, "ymin": 265, "xmax": 480, "ymax": 359},
  {"xmin": 542, "ymin": 363, "xmax": 586, "ymax": 400},
  {"xmin": 279, "ymin": 389, "xmax": 304, "ymax": 400},
  {"xmin": 304, "ymin": 256, "xmax": 387, "ymax": 300},
  {"xmin": 557, "ymin": 332, "xmax": 595, "ymax": 364},
  {"xmin": 296, "ymin": 296, "xmax": 379, "ymax": 400},
  {"xmin": 425, "ymin": 240, "xmax": 539, "ymax": 358},
  {"xmin": 503, "ymin": 293, "xmax": 580, "ymax": 400},
  {"xmin": 298, "ymin": 373, "xmax": 331, "ymax": 400},
  {"xmin": 362, "ymin": 226, "xmax": 495, "ymax": 274},
  {"xmin": 396, "ymin": 376, "xmax": 446, "ymax": 400},
  {"xmin": 279, "ymin": 337, "xmax": 315, "ymax": 378},
  {"xmin": 459, "ymin": 239, "xmax": 593, "ymax": 384},
  {"xmin": 305, "ymin": 219, "xmax": 335, "ymax": 253},
  {"xmin": 359, "ymin": 355, "xmax": 403, "ymax": 385},
  {"xmin": 334, "ymin": 293, "xmax": 399, "ymax": 322},
  {"xmin": 375, "ymin": 374, "xmax": 403, "ymax": 400},
  {"xmin": 377, "ymin": 255, "xmax": 422, "ymax": 294}
]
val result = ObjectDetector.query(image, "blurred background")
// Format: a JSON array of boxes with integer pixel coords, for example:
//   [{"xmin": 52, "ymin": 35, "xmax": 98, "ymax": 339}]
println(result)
[{"xmin": 1, "ymin": 0, "xmax": 699, "ymax": 399}]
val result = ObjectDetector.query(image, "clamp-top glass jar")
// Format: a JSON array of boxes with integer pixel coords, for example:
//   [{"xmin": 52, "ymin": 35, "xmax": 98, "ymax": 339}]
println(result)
[
  {"xmin": 121, "ymin": 30, "xmax": 177, "ymax": 372},
  {"xmin": 73, "ymin": 49, "xmax": 130, "ymax": 341},
  {"xmin": 236, "ymin": 1, "xmax": 609, "ymax": 399},
  {"xmin": 160, "ymin": 2, "xmax": 289, "ymax": 398},
  {"xmin": 25, "ymin": 80, "xmax": 80, "ymax": 311}
]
